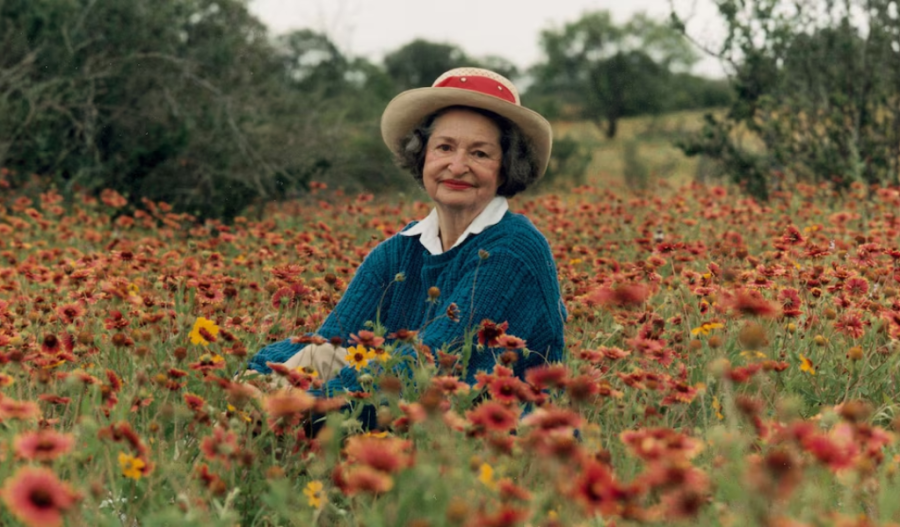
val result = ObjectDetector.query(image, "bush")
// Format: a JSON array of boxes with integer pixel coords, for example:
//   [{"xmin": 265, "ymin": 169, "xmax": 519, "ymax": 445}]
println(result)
[
  {"xmin": 537, "ymin": 135, "xmax": 593, "ymax": 190},
  {"xmin": 674, "ymin": 0, "xmax": 900, "ymax": 199}
]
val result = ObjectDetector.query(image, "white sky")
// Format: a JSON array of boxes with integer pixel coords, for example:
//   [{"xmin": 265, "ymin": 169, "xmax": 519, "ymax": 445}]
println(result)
[{"xmin": 248, "ymin": 0, "xmax": 727, "ymax": 78}]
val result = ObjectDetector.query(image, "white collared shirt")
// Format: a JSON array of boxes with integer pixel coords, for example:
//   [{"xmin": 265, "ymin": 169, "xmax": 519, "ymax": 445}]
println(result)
[{"xmin": 400, "ymin": 196, "xmax": 508, "ymax": 255}]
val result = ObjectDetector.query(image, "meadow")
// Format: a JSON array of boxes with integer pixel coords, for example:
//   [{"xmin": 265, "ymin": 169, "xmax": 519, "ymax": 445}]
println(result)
[{"xmin": 2, "ymin": 158, "xmax": 900, "ymax": 526}]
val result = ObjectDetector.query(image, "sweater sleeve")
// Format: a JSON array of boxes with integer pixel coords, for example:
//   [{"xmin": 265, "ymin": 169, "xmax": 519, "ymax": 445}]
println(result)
[{"xmin": 246, "ymin": 238, "xmax": 395, "ymax": 374}]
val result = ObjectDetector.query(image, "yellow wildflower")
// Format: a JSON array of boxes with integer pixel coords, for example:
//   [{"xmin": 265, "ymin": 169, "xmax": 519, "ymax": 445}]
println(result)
[
  {"xmin": 304, "ymin": 480, "xmax": 324, "ymax": 509},
  {"xmin": 370, "ymin": 347, "xmax": 391, "ymax": 363},
  {"xmin": 189, "ymin": 317, "xmax": 219, "ymax": 346},
  {"xmin": 297, "ymin": 366, "xmax": 318, "ymax": 377},
  {"xmin": 799, "ymin": 354, "xmax": 816, "ymax": 375},
  {"xmin": 119, "ymin": 452, "xmax": 146, "ymax": 480},
  {"xmin": 226, "ymin": 404, "xmax": 252, "ymax": 423},
  {"xmin": 712, "ymin": 396, "xmax": 724, "ymax": 420},
  {"xmin": 691, "ymin": 322, "xmax": 724, "ymax": 336},
  {"xmin": 345, "ymin": 344, "xmax": 373, "ymax": 371},
  {"xmin": 478, "ymin": 463, "xmax": 496, "ymax": 490}
]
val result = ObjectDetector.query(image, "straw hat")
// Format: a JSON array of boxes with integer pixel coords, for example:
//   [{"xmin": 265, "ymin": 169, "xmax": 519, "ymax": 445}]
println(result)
[{"xmin": 381, "ymin": 67, "xmax": 553, "ymax": 177}]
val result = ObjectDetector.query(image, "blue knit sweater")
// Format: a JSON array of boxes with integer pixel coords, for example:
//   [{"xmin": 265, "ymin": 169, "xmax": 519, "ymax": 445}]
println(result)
[{"xmin": 247, "ymin": 211, "xmax": 567, "ymax": 395}]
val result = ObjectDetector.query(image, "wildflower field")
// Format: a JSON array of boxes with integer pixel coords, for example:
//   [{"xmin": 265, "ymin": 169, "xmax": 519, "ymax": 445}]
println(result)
[{"xmin": 3, "ymin": 177, "xmax": 900, "ymax": 527}]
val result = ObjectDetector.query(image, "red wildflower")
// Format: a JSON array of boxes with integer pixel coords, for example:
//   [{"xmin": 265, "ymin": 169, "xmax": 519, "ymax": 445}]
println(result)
[
  {"xmin": 498, "ymin": 478, "xmax": 533, "ymax": 502},
  {"xmin": 200, "ymin": 427, "xmax": 240, "ymax": 467},
  {"xmin": 291, "ymin": 334, "xmax": 328, "ymax": 345},
  {"xmin": 446, "ymin": 302, "xmax": 460, "ymax": 322},
  {"xmin": 0, "ymin": 466, "xmax": 80, "ymax": 527},
  {"xmin": 267, "ymin": 363, "xmax": 316, "ymax": 390},
  {"xmin": 471, "ymin": 504, "xmax": 531, "ymax": 527},
  {"xmin": 723, "ymin": 289, "xmax": 778, "ymax": 317},
  {"xmin": 431, "ymin": 375, "xmax": 470, "ymax": 396},
  {"xmin": 343, "ymin": 435, "xmax": 413, "ymax": 474},
  {"xmin": 13, "ymin": 430, "xmax": 76, "ymax": 461},
  {"xmin": 620, "ymin": 428, "xmax": 703, "ymax": 463},
  {"xmin": 97, "ymin": 421, "xmax": 149, "ymax": 457},
  {"xmin": 398, "ymin": 402, "xmax": 428, "ymax": 426},
  {"xmin": 56, "ymin": 303, "xmax": 85, "ymax": 324},
  {"xmin": 487, "ymin": 376, "xmax": 527, "ymax": 405},
  {"xmin": 183, "ymin": 393, "xmax": 206, "ymax": 412},
  {"xmin": 271, "ymin": 283, "xmax": 309, "ymax": 309},
  {"xmin": 387, "ymin": 328, "xmax": 418, "ymax": 342},
  {"xmin": 0, "ymin": 398, "xmax": 41, "ymax": 421},
  {"xmin": 494, "ymin": 334, "xmax": 526, "ymax": 350},
  {"xmin": 466, "ymin": 401, "xmax": 519, "ymax": 434},
  {"xmin": 600, "ymin": 346, "xmax": 631, "ymax": 360},
  {"xmin": 779, "ymin": 288, "xmax": 803, "ymax": 318},
  {"xmin": 104, "ymin": 310, "xmax": 129, "ymax": 330},
  {"xmin": 338, "ymin": 465, "xmax": 395, "ymax": 496},
  {"xmin": 661, "ymin": 488, "xmax": 708, "ymax": 520},
  {"xmin": 520, "ymin": 405, "xmax": 583, "ymax": 431},
  {"xmin": 525, "ymin": 364, "xmax": 569, "ymax": 390},
  {"xmin": 641, "ymin": 460, "xmax": 709, "ymax": 493},
  {"xmin": 844, "ymin": 277, "xmax": 869, "ymax": 297},
  {"xmin": 661, "ymin": 381, "xmax": 700, "ymax": 405},
  {"xmin": 263, "ymin": 390, "xmax": 315, "ymax": 420},
  {"xmin": 833, "ymin": 311, "xmax": 866, "ymax": 339},
  {"xmin": 38, "ymin": 395, "xmax": 71, "ymax": 405},
  {"xmin": 570, "ymin": 459, "xmax": 631, "ymax": 517},
  {"xmin": 40, "ymin": 334, "xmax": 61, "ymax": 355},
  {"xmin": 590, "ymin": 283, "xmax": 650, "ymax": 308},
  {"xmin": 780, "ymin": 225, "xmax": 804, "ymax": 246},
  {"xmin": 188, "ymin": 353, "xmax": 226, "ymax": 372},
  {"xmin": 801, "ymin": 434, "xmax": 856, "ymax": 471},
  {"xmin": 725, "ymin": 363, "xmax": 763, "ymax": 383},
  {"xmin": 196, "ymin": 464, "xmax": 225, "ymax": 494},
  {"xmin": 350, "ymin": 330, "xmax": 385, "ymax": 348},
  {"xmin": 477, "ymin": 319, "xmax": 509, "ymax": 347}
]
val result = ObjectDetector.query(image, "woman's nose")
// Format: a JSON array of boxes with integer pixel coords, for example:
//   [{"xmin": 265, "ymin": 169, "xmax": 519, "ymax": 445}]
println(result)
[{"xmin": 447, "ymin": 151, "xmax": 468, "ymax": 175}]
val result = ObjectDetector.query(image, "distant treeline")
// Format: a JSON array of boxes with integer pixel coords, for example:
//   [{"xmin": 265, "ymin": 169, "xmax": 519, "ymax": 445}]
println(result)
[{"xmin": 11, "ymin": 1, "xmax": 889, "ymax": 218}]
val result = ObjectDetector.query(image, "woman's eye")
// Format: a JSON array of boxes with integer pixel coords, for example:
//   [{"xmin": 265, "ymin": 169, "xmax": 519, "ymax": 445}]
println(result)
[
  {"xmin": 474, "ymin": 151, "xmax": 487, "ymax": 158},
  {"xmin": 436, "ymin": 144, "xmax": 452, "ymax": 152}
]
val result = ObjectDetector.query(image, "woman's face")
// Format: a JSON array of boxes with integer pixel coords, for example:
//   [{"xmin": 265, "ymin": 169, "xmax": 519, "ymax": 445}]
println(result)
[{"xmin": 422, "ymin": 108, "xmax": 503, "ymax": 217}]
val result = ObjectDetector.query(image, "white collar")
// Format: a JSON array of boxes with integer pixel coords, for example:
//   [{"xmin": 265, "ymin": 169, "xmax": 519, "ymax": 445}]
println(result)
[{"xmin": 401, "ymin": 196, "xmax": 508, "ymax": 255}]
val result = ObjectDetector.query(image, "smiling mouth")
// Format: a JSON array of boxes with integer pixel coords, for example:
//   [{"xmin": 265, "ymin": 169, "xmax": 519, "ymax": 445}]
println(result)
[{"xmin": 441, "ymin": 180, "xmax": 474, "ymax": 190}]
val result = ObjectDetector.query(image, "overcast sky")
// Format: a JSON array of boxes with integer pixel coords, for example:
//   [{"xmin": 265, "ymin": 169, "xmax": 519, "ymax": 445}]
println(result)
[{"xmin": 248, "ymin": 0, "xmax": 727, "ymax": 78}]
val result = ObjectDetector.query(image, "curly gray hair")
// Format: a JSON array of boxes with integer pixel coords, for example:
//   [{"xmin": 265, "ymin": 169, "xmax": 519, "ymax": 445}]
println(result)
[{"xmin": 393, "ymin": 106, "xmax": 541, "ymax": 197}]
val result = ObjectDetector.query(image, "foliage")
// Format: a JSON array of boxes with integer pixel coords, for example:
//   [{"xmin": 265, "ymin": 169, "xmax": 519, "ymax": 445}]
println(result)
[
  {"xmin": 530, "ymin": 11, "xmax": 703, "ymax": 138},
  {"xmin": 383, "ymin": 39, "xmax": 521, "ymax": 92},
  {"xmin": 622, "ymin": 140, "xmax": 651, "ymax": 190},
  {"xmin": 383, "ymin": 39, "xmax": 474, "ymax": 90},
  {"xmin": 0, "ymin": 0, "xmax": 352, "ymax": 220},
  {"xmin": 3, "ymin": 179, "xmax": 900, "ymax": 524},
  {"xmin": 536, "ymin": 135, "xmax": 593, "ymax": 189},
  {"xmin": 673, "ymin": 0, "xmax": 900, "ymax": 200}
]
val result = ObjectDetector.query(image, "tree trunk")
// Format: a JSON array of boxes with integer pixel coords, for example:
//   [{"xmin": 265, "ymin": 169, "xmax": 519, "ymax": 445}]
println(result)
[{"xmin": 605, "ymin": 116, "xmax": 618, "ymax": 139}]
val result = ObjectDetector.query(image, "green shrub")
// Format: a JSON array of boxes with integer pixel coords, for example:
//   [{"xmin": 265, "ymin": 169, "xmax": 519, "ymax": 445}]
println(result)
[{"xmin": 537, "ymin": 135, "xmax": 593, "ymax": 190}]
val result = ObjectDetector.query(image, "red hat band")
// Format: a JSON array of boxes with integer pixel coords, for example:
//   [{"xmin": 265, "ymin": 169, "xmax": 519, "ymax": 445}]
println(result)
[{"xmin": 433, "ymin": 75, "xmax": 517, "ymax": 105}]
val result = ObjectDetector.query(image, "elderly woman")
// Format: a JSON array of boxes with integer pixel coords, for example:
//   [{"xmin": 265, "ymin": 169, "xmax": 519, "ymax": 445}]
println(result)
[{"xmin": 244, "ymin": 68, "xmax": 566, "ymax": 399}]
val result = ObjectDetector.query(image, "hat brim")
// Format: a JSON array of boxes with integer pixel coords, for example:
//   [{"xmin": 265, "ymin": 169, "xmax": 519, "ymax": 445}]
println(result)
[{"xmin": 381, "ymin": 87, "xmax": 553, "ymax": 179}]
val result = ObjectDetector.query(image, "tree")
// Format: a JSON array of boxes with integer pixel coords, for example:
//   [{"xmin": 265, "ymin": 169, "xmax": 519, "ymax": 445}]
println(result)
[
  {"xmin": 0, "ymin": 0, "xmax": 342, "ymax": 219},
  {"xmin": 383, "ymin": 39, "xmax": 472, "ymax": 90},
  {"xmin": 672, "ymin": 0, "xmax": 900, "ymax": 199},
  {"xmin": 531, "ymin": 11, "xmax": 699, "ymax": 138},
  {"xmin": 275, "ymin": 29, "xmax": 349, "ymax": 94}
]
